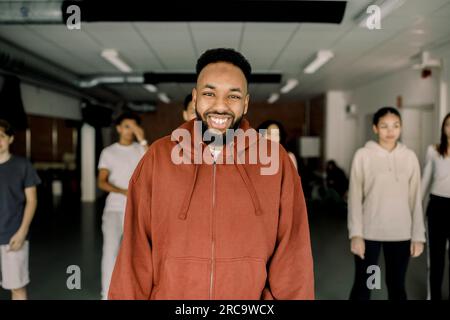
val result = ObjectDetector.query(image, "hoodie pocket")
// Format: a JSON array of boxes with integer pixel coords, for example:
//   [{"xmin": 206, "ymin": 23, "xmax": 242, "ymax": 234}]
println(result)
[
  {"xmin": 214, "ymin": 257, "xmax": 267, "ymax": 300},
  {"xmin": 151, "ymin": 257, "xmax": 210, "ymax": 300}
]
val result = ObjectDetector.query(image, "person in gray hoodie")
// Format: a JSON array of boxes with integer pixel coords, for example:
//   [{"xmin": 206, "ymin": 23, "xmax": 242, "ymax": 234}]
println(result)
[{"xmin": 348, "ymin": 107, "xmax": 426, "ymax": 300}]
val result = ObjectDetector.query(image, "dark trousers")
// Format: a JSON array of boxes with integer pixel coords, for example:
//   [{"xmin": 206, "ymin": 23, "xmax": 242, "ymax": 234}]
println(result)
[
  {"xmin": 350, "ymin": 240, "xmax": 411, "ymax": 300},
  {"xmin": 427, "ymin": 194, "xmax": 450, "ymax": 300}
]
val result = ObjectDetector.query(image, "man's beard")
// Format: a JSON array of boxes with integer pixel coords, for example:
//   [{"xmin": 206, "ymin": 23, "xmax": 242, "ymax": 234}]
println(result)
[{"xmin": 195, "ymin": 110, "xmax": 243, "ymax": 146}]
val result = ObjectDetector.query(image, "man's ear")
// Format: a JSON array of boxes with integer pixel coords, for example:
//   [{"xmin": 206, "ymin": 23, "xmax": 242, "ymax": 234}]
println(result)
[
  {"xmin": 182, "ymin": 111, "xmax": 188, "ymax": 122},
  {"xmin": 9, "ymin": 136, "xmax": 14, "ymax": 144},
  {"xmin": 243, "ymin": 94, "xmax": 250, "ymax": 115},
  {"xmin": 116, "ymin": 125, "xmax": 121, "ymax": 134},
  {"xmin": 192, "ymin": 88, "xmax": 197, "ymax": 109}
]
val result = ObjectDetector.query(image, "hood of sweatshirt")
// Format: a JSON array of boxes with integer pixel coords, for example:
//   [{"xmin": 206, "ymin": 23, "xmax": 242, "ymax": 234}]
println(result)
[
  {"xmin": 172, "ymin": 118, "xmax": 264, "ymax": 220},
  {"xmin": 364, "ymin": 140, "xmax": 408, "ymax": 182}
]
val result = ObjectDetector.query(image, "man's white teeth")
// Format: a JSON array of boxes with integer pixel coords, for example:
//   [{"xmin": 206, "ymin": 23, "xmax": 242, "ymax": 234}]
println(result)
[{"xmin": 211, "ymin": 117, "xmax": 227, "ymax": 125}]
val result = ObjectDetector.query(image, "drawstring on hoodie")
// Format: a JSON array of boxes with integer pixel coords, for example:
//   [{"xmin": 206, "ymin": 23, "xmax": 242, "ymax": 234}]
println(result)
[
  {"xmin": 178, "ymin": 164, "xmax": 199, "ymax": 220},
  {"xmin": 233, "ymin": 142, "xmax": 263, "ymax": 216},
  {"xmin": 235, "ymin": 162, "xmax": 263, "ymax": 216}
]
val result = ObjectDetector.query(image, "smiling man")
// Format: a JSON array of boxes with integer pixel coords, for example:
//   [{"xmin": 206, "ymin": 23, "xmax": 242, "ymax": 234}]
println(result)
[{"xmin": 108, "ymin": 48, "xmax": 314, "ymax": 300}]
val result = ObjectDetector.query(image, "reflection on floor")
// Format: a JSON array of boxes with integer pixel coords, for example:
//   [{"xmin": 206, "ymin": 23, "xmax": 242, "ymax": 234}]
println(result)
[{"xmin": 0, "ymin": 197, "xmax": 448, "ymax": 300}]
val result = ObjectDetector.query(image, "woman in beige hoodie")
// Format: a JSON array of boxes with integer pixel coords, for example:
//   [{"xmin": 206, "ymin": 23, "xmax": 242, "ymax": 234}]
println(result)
[{"xmin": 348, "ymin": 107, "xmax": 426, "ymax": 300}]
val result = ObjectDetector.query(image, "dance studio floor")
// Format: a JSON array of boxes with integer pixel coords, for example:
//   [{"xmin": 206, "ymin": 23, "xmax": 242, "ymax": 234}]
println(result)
[{"xmin": 0, "ymin": 196, "xmax": 447, "ymax": 300}]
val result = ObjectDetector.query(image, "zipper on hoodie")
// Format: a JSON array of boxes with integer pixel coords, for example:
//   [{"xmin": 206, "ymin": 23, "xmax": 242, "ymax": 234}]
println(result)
[{"xmin": 209, "ymin": 160, "xmax": 216, "ymax": 300}]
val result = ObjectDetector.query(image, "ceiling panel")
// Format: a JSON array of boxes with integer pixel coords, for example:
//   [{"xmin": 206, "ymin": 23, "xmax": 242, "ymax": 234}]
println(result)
[
  {"xmin": 239, "ymin": 23, "xmax": 300, "ymax": 70},
  {"xmin": 431, "ymin": 1, "xmax": 450, "ymax": 16},
  {"xmin": 0, "ymin": 25, "xmax": 96, "ymax": 74},
  {"xmin": 271, "ymin": 28, "xmax": 349, "ymax": 75},
  {"xmin": 391, "ymin": 0, "xmax": 450, "ymax": 17},
  {"xmin": 133, "ymin": 22, "xmax": 197, "ymax": 71},
  {"xmin": 190, "ymin": 22, "xmax": 243, "ymax": 54},
  {"xmin": 30, "ymin": 25, "xmax": 115, "ymax": 74},
  {"xmin": 82, "ymin": 22, "xmax": 164, "ymax": 72}
]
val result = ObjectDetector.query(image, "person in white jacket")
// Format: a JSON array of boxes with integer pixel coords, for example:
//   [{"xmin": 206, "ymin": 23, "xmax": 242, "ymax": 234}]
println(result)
[
  {"xmin": 421, "ymin": 112, "xmax": 450, "ymax": 300},
  {"xmin": 348, "ymin": 107, "xmax": 426, "ymax": 300}
]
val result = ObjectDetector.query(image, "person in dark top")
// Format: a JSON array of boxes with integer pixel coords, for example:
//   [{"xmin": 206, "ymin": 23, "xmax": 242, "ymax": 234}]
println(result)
[
  {"xmin": 0, "ymin": 119, "xmax": 41, "ymax": 300},
  {"xmin": 326, "ymin": 160, "xmax": 349, "ymax": 200}
]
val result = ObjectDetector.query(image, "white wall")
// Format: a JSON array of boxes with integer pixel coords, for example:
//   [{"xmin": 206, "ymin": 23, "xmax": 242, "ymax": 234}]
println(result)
[
  {"xmin": 20, "ymin": 83, "xmax": 82, "ymax": 120},
  {"xmin": 325, "ymin": 91, "xmax": 357, "ymax": 174},
  {"xmin": 81, "ymin": 123, "xmax": 96, "ymax": 202},
  {"xmin": 325, "ymin": 67, "xmax": 440, "ymax": 173},
  {"xmin": 351, "ymin": 67, "xmax": 440, "ymax": 147}
]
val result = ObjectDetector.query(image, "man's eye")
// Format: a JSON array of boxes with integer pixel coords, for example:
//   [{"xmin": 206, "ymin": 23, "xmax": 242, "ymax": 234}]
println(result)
[
  {"xmin": 229, "ymin": 95, "xmax": 241, "ymax": 99},
  {"xmin": 203, "ymin": 92, "xmax": 214, "ymax": 97}
]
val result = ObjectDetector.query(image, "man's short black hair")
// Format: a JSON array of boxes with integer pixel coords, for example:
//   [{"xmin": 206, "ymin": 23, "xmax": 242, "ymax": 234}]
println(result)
[
  {"xmin": 0, "ymin": 119, "xmax": 14, "ymax": 137},
  {"xmin": 183, "ymin": 94, "xmax": 193, "ymax": 110},
  {"xmin": 114, "ymin": 112, "xmax": 141, "ymax": 126},
  {"xmin": 196, "ymin": 48, "xmax": 252, "ymax": 84}
]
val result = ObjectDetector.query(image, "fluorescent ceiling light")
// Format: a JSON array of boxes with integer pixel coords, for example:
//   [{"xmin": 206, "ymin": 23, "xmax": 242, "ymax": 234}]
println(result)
[
  {"xmin": 355, "ymin": 0, "xmax": 407, "ymax": 28},
  {"xmin": 280, "ymin": 78, "xmax": 299, "ymax": 94},
  {"xmin": 267, "ymin": 93, "xmax": 280, "ymax": 104},
  {"xmin": 304, "ymin": 50, "xmax": 334, "ymax": 74},
  {"xmin": 101, "ymin": 49, "xmax": 132, "ymax": 73},
  {"xmin": 143, "ymin": 84, "xmax": 158, "ymax": 93},
  {"xmin": 158, "ymin": 92, "xmax": 171, "ymax": 104}
]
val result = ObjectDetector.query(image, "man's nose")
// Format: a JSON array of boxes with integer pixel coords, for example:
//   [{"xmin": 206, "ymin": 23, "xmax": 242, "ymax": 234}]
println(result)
[{"xmin": 211, "ymin": 96, "xmax": 231, "ymax": 112}]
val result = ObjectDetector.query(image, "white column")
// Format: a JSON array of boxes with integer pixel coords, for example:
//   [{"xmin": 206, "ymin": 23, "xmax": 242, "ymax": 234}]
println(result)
[
  {"xmin": 325, "ymin": 91, "xmax": 356, "ymax": 174},
  {"xmin": 81, "ymin": 123, "xmax": 96, "ymax": 202},
  {"xmin": 439, "ymin": 58, "xmax": 449, "ymax": 123}
]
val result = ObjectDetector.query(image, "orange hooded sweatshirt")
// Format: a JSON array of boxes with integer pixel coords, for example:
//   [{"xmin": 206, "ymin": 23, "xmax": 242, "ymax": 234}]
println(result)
[{"xmin": 108, "ymin": 118, "xmax": 314, "ymax": 300}]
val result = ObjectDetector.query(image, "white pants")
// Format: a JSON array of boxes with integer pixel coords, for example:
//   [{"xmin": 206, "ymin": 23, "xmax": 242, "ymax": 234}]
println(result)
[{"xmin": 101, "ymin": 210, "xmax": 124, "ymax": 300}]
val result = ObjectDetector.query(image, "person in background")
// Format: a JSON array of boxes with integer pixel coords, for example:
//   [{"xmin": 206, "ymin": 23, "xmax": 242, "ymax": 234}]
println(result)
[
  {"xmin": 97, "ymin": 112, "xmax": 148, "ymax": 300},
  {"xmin": 322, "ymin": 159, "xmax": 349, "ymax": 215},
  {"xmin": 0, "ymin": 119, "xmax": 41, "ymax": 300},
  {"xmin": 257, "ymin": 120, "xmax": 298, "ymax": 170},
  {"xmin": 326, "ymin": 160, "xmax": 349, "ymax": 201},
  {"xmin": 421, "ymin": 112, "xmax": 450, "ymax": 300},
  {"xmin": 347, "ymin": 107, "xmax": 425, "ymax": 300},
  {"xmin": 182, "ymin": 93, "xmax": 196, "ymax": 122}
]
